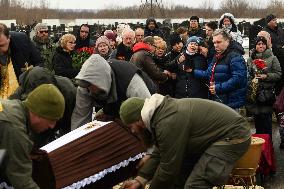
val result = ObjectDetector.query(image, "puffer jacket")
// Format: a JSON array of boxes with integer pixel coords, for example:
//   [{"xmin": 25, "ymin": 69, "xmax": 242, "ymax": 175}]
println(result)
[{"xmin": 194, "ymin": 41, "xmax": 247, "ymax": 109}]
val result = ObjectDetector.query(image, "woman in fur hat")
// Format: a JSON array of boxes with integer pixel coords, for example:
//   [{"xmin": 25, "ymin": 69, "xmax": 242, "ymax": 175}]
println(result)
[
  {"xmin": 218, "ymin": 13, "xmax": 243, "ymax": 45},
  {"xmin": 95, "ymin": 36, "xmax": 112, "ymax": 60}
]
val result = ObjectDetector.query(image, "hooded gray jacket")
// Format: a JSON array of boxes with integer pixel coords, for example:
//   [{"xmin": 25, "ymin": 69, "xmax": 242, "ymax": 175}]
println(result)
[{"xmin": 71, "ymin": 54, "xmax": 151, "ymax": 129}]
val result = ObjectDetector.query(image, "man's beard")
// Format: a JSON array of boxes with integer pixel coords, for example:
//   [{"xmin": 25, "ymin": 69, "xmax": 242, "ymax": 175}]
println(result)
[
  {"xmin": 35, "ymin": 35, "xmax": 49, "ymax": 44},
  {"xmin": 137, "ymin": 129, "xmax": 154, "ymax": 149}
]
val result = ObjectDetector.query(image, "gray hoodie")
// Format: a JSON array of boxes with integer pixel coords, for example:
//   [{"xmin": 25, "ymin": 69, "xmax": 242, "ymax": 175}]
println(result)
[{"xmin": 71, "ymin": 54, "xmax": 151, "ymax": 129}]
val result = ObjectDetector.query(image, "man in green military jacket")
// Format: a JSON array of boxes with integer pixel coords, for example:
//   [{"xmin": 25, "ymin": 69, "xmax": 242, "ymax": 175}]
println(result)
[
  {"xmin": 32, "ymin": 23, "xmax": 57, "ymax": 71},
  {"xmin": 119, "ymin": 94, "xmax": 251, "ymax": 189},
  {"xmin": 9, "ymin": 66, "xmax": 76, "ymax": 148},
  {"xmin": 0, "ymin": 84, "xmax": 65, "ymax": 189}
]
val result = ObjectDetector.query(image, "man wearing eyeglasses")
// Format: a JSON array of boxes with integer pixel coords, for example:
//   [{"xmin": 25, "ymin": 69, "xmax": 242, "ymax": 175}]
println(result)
[
  {"xmin": 32, "ymin": 23, "xmax": 56, "ymax": 71},
  {"xmin": 0, "ymin": 23, "xmax": 43, "ymax": 99},
  {"xmin": 75, "ymin": 24, "xmax": 94, "ymax": 49}
]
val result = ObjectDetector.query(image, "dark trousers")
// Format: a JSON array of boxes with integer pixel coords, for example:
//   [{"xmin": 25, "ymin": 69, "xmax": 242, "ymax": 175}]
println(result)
[
  {"xmin": 254, "ymin": 113, "xmax": 272, "ymax": 139},
  {"xmin": 184, "ymin": 139, "xmax": 251, "ymax": 189}
]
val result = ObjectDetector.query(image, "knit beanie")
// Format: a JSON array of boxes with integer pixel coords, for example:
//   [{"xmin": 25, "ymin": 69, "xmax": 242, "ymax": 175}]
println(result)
[
  {"xmin": 255, "ymin": 36, "xmax": 268, "ymax": 47},
  {"xmin": 95, "ymin": 36, "xmax": 111, "ymax": 49},
  {"xmin": 34, "ymin": 23, "xmax": 48, "ymax": 33},
  {"xmin": 119, "ymin": 97, "xmax": 145, "ymax": 125},
  {"xmin": 170, "ymin": 33, "xmax": 183, "ymax": 47},
  {"xmin": 186, "ymin": 36, "xmax": 203, "ymax": 47},
  {"xmin": 105, "ymin": 32, "xmax": 117, "ymax": 42},
  {"xmin": 266, "ymin": 14, "xmax": 276, "ymax": 23},
  {"xmin": 104, "ymin": 30, "xmax": 113, "ymax": 36},
  {"xmin": 24, "ymin": 84, "xmax": 65, "ymax": 120},
  {"xmin": 190, "ymin": 16, "xmax": 199, "ymax": 23}
]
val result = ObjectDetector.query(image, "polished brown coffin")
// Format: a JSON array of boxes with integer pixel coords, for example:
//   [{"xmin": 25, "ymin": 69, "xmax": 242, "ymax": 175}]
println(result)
[{"xmin": 32, "ymin": 121, "xmax": 146, "ymax": 189}]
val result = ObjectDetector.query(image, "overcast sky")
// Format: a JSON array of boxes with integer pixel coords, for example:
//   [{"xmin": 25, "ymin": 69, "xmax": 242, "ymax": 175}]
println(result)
[{"xmin": 48, "ymin": 0, "xmax": 224, "ymax": 10}]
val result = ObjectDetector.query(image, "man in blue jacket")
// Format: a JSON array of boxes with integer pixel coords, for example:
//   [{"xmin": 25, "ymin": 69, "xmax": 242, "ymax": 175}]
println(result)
[{"xmin": 193, "ymin": 29, "xmax": 247, "ymax": 109}]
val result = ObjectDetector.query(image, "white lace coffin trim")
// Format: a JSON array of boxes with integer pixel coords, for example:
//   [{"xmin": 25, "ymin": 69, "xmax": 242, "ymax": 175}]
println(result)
[
  {"xmin": 62, "ymin": 152, "xmax": 146, "ymax": 189},
  {"xmin": 0, "ymin": 153, "xmax": 145, "ymax": 189}
]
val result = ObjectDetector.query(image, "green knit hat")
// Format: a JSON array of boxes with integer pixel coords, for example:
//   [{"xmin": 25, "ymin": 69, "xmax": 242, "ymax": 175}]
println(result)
[
  {"xmin": 119, "ymin": 97, "xmax": 145, "ymax": 125},
  {"xmin": 24, "ymin": 84, "xmax": 65, "ymax": 120}
]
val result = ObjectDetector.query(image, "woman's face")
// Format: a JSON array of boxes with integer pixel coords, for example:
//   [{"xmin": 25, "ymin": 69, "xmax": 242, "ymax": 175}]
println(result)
[
  {"xmin": 155, "ymin": 45, "xmax": 166, "ymax": 57},
  {"xmin": 65, "ymin": 40, "xmax": 76, "ymax": 52},
  {"xmin": 255, "ymin": 41, "xmax": 267, "ymax": 53},
  {"xmin": 97, "ymin": 43, "xmax": 109, "ymax": 55},
  {"xmin": 223, "ymin": 18, "xmax": 231, "ymax": 27}
]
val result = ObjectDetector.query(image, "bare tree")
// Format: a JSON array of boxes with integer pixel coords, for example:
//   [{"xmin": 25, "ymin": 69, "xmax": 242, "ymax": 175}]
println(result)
[
  {"xmin": 267, "ymin": 0, "xmax": 284, "ymax": 17},
  {"xmin": 199, "ymin": 0, "xmax": 215, "ymax": 18},
  {"xmin": 1, "ymin": 0, "xmax": 284, "ymax": 25},
  {"xmin": 220, "ymin": 0, "xmax": 249, "ymax": 17}
]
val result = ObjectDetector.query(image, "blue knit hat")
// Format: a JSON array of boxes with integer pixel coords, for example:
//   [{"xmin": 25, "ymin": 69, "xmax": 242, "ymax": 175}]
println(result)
[{"xmin": 186, "ymin": 36, "xmax": 203, "ymax": 47}]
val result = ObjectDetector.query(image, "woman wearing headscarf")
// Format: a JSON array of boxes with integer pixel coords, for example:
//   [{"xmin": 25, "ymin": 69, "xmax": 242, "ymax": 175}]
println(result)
[
  {"xmin": 95, "ymin": 36, "xmax": 112, "ymax": 60},
  {"xmin": 246, "ymin": 36, "xmax": 282, "ymax": 139}
]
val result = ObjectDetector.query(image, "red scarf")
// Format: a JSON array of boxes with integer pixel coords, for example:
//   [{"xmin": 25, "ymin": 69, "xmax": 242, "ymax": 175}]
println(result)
[{"xmin": 210, "ymin": 53, "xmax": 223, "ymax": 83}]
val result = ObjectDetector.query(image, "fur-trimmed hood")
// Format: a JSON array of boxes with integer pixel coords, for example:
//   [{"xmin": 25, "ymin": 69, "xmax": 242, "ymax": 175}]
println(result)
[{"xmin": 218, "ymin": 13, "xmax": 238, "ymax": 32}]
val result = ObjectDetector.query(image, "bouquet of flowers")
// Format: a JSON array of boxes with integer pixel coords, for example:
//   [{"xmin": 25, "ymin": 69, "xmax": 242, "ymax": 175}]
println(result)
[
  {"xmin": 72, "ymin": 47, "xmax": 94, "ymax": 69},
  {"xmin": 252, "ymin": 59, "xmax": 268, "ymax": 74},
  {"xmin": 248, "ymin": 59, "xmax": 268, "ymax": 102}
]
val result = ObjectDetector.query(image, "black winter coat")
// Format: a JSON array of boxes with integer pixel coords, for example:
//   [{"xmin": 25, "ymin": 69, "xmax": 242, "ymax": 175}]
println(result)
[
  {"xmin": 53, "ymin": 47, "xmax": 79, "ymax": 79},
  {"xmin": 175, "ymin": 52, "xmax": 208, "ymax": 99},
  {"xmin": 9, "ymin": 32, "xmax": 44, "ymax": 79}
]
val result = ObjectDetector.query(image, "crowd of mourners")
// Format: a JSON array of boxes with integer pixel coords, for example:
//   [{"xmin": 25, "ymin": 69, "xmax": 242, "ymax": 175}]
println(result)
[{"xmin": 0, "ymin": 12, "xmax": 284, "ymax": 189}]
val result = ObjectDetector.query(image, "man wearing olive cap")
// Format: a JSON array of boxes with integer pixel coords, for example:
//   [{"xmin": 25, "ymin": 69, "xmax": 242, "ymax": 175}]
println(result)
[
  {"xmin": 120, "ymin": 94, "xmax": 251, "ymax": 189},
  {"xmin": 0, "ymin": 84, "xmax": 65, "ymax": 189}
]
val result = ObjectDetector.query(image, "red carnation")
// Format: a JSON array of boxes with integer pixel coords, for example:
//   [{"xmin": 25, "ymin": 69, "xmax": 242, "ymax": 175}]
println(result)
[
  {"xmin": 252, "ymin": 59, "xmax": 267, "ymax": 70},
  {"xmin": 72, "ymin": 47, "xmax": 94, "ymax": 69}
]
